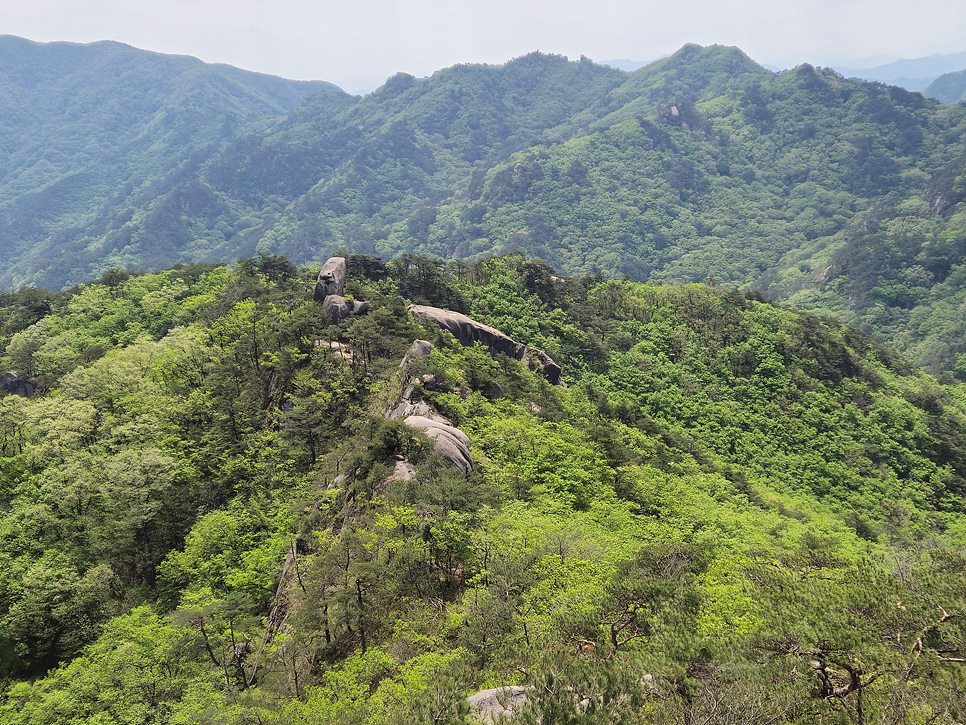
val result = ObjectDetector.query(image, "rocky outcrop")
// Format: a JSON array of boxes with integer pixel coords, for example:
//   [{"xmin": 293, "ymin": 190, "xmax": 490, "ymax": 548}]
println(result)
[
  {"xmin": 467, "ymin": 686, "xmax": 532, "ymax": 722},
  {"xmin": 317, "ymin": 339, "xmax": 353, "ymax": 365},
  {"xmin": 322, "ymin": 294, "xmax": 351, "ymax": 324},
  {"xmin": 387, "ymin": 397, "xmax": 448, "ymax": 423},
  {"xmin": 400, "ymin": 339, "xmax": 433, "ymax": 371},
  {"xmin": 385, "ymin": 337, "xmax": 473, "ymax": 474},
  {"xmin": 526, "ymin": 348, "xmax": 561, "ymax": 385},
  {"xmin": 314, "ymin": 256, "xmax": 347, "ymax": 301},
  {"xmin": 408, "ymin": 304, "xmax": 561, "ymax": 384},
  {"xmin": 403, "ymin": 415, "xmax": 473, "ymax": 474},
  {"xmin": 0, "ymin": 371, "xmax": 37, "ymax": 397},
  {"xmin": 409, "ymin": 304, "xmax": 526, "ymax": 359},
  {"xmin": 386, "ymin": 457, "xmax": 416, "ymax": 483},
  {"xmin": 315, "ymin": 256, "xmax": 370, "ymax": 324}
]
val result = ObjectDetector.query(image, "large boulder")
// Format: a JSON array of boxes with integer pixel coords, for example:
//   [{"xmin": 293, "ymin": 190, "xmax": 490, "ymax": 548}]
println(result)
[
  {"xmin": 400, "ymin": 339, "xmax": 433, "ymax": 371},
  {"xmin": 403, "ymin": 415, "xmax": 473, "ymax": 474},
  {"xmin": 314, "ymin": 256, "xmax": 347, "ymax": 301},
  {"xmin": 408, "ymin": 304, "xmax": 561, "ymax": 384},
  {"xmin": 385, "ymin": 457, "xmax": 417, "ymax": 483},
  {"xmin": 0, "ymin": 371, "xmax": 37, "ymax": 397},
  {"xmin": 467, "ymin": 686, "xmax": 532, "ymax": 722},
  {"xmin": 409, "ymin": 305, "xmax": 526, "ymax": 360},
  {"xmin": 526, "ymin": 348, "xmax": 562, "ymax": 385},
  {"xmin": 322, "ymin": 294, "xmax": 351, "ymax": 324},
  {"xmin": 388, "ymin": 398, "xmax": 449, "ymax": 423}
]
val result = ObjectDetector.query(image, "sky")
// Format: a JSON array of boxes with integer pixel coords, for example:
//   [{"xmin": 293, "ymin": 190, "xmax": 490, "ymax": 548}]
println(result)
[{"xmin": 3, "ymin": 0, "xmax": 965, "ymax": 92}]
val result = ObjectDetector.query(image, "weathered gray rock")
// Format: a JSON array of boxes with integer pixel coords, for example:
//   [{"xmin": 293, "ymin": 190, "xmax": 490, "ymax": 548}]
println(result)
[
  {"xmin": 318, "ymin": 339, "xmax": 353, "ymax": 364},
  {"xmin": 409, "ymin": 339, "xmax": 433, "ymax": 358},
  {"xmin": 525, "ymin": 349, "xmax": 562, "ymax": 385},
  {"xmin": 385, "ymin": 457, "xmax": 416, "ymax": 483},
  {"xmin": 388, "ymin": 398, "xmax": 449, "ymax": 423},
  {"xmin": 351, "ymin": 300, "xmax": 370, "ymax": 315},
  {"xmin": 467, "ymin": 686, "xmax": 532, "ymax": 722},
  {"xmin": 408, "ymin": 304, "xmax": 561, "ymax": 384},
  {"xmin": 322, "ymin": 294, "xmax": 351, "ymax": 324},
  {"xmin": 314, "ymin": 256, "xmax": 347, "ymax": 301},
  {"xmin": 0, "ymin": 372, "xmax": 37, "ymax": 397},
  {"xmin": 403, "ymin": 415, "xmax": 473, "ymax": 474},
  {"xmin": 409, "ymin": 304, "xmax": 526, "ymax": 360},
  {"xmin": 400, "ymin": 339, "xmax": 434, "ymax": 373}
]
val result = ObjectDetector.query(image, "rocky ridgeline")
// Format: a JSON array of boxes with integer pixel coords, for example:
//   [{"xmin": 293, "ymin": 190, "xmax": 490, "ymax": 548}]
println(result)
[
  {"xmin": 388, "ymin": 339, "xmax": 474, "ymax": 475},
  {"xmin": 315, "ymin": 255, "xmax": 563, "ymax": 481},
  {"xmin": 408, "ymin": 304, "xmax": 561, "ymax": 385},
  {"xmin": 314, "ymin": 256, "xmax": 370, "ymax": 324}
]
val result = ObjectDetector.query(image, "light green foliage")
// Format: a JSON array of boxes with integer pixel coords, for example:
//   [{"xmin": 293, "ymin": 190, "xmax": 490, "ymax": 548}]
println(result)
[
  {"xmin": 2, "ymin": 254, "xmax": 966, "ymax": 723},
  {"xmin": 4, "ymin": 42, "xmax": 966, "ymax": 381}
]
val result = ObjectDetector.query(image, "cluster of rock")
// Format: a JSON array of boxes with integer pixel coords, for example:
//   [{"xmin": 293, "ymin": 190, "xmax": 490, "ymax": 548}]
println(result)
[
  {"xmin": 314, "ymin": 257, "xmax": 562, "ymax": 479},
  {"xmin": 314, "ymin": 257, "xmax": 370, "ymax": 324},
  {"xmin": 387, "ymin": 339, "xmax": 474, "ymax": 475},
  {"xmin": 0, "ymin": 371, "xmax": 37, "ymax": 397},
  {"xmin": 408, "ymin": 304, "xmax": 561, "ymax": 384},
  {"xmin": 467, "ymin": 686, "xmax": 532, "ymax": 722}
]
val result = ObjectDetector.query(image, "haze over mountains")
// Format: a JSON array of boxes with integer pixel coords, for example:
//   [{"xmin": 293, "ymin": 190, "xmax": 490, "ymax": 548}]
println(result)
[
  {"xmin": 1, "ymin": 35, "xmax": 965, "ymax": 380},
  {"xmin": 833, "ymin": 50, "xmax": 966, "ymax": 91}
]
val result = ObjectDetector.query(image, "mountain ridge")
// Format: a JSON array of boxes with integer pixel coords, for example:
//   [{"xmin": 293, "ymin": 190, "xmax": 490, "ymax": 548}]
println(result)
[{"xmin": 1, "ymin": 39, "xmax": 965, "ymax": 381}]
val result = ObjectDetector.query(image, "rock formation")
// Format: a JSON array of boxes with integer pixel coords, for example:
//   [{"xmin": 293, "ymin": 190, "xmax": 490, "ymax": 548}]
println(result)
[
  {"xmin": 314, "ymin": 256, "xmax": 347, "ymax": 301},
  {"xmin": 403, "ymin": 415, "xmax": 473, "ymax": 474},
  {"xmin": 0, "ymin": 371, "xmax": 38, "ymax": 397},
  {"xmin": 385, "ymin": 339, "xmax": 474, "ymax": 474},
  {"xmin": 322, "ymin": 294, "xmax": 351, "ymax": 324},
  {"xmin": 399, "ymin": 339, "xmax": 433, "ymax": 372},
  {"xmin": 409, "ymin": 304, "xmax": 526, "ymax": 359},
  {"xmin": 408, "ymin": 304, "xmax": 561, "ymax": 384},
  {"xmin": 315, "ymin": 256, "xmax": 371, "ymax": 324},
  {"xmin": 467, "ymin": 686, "xmax": 532, "ymax": 722}
]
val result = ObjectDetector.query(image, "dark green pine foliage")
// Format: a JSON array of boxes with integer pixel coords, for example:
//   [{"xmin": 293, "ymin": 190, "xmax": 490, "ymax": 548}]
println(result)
[
  {"xmin": 1, "ymin": 255, "xmax": 966, "ymax": 723},
  {"xmin": 2, "ymin": 41, "xmax": 966, "ymax": 381}
]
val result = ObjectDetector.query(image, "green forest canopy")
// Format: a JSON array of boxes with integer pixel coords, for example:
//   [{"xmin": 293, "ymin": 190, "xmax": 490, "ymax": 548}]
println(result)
[
  {"xmin": 1, "ymin": 40, "xmax": 965, "ymax": 379},
  {"xmin": 1, "ymin": 254, "xmax": 966, "ymax": 722}
]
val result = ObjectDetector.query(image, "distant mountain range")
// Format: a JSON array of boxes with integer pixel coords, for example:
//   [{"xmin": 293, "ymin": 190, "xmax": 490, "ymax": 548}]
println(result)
[
  {"xmin": 832, "ymin": 50, "xmax": 966, "ymax": 92},
  {"xmin": 604, "ymin": 50, "xmax": 966, "ymax": 97},
  {"xmin": 0, "ymin": 36, "xmax": 965, "ymax": 378}
]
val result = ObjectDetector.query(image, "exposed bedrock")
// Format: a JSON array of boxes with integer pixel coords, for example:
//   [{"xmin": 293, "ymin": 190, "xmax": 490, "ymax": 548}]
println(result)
[
  {"xmin": 403, "ymin": 415, "xmax": 473, "ymax": 474},
  {"xmin": 0, "ymin": 371, "xmax": 38, "ymax": 397},
  {"xmin": 314, "ymin": 256, "xmax": 347, "ymax": 301},
  {"xmin": 407, "ymin": 304, "xmax": 561, "ymax": 384},
  {"xmin": 322, "ymin": 294, "xmax": 351, "ymax": 324},
  {"xmin": 399, "ymin": 339, "xmax": 433, "ymax": 374},
  {"xmin": 409, "ymin": 304, "xmax": 525, "ymax": 359},
  {"xmin": 467, "ymin": 686, "xmax": 532, "ymax": 722}
]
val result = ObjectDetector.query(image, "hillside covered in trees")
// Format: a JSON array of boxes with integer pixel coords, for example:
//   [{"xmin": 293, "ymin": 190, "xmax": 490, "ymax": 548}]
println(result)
[
  {"xmin": 1, "ymin": 254, "xmax": 966, "ymax": 723},
  {"xmin": 2, "ymin": 40, "xmax": 966, "ymax": 380}
]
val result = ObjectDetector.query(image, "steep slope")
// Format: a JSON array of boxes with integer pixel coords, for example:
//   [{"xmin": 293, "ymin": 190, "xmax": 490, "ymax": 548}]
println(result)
[
  {"xmin": 1, "ymin": 255, "xmax": 966, "ymax": 722},
  {"xmin": 3, "ymin": 41, "xmax": 966, "ymax": 380},
  {"xmin": 0, "ymin": 35, "xmax": 347, "ymax": 289},
  {"xmin": 926, "ymin": 68, "xmax": 966, "ymax": 103}
]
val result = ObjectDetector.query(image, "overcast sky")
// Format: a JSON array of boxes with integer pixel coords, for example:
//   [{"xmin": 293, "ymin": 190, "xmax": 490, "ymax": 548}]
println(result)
[{"xmin": 3, "ymin": 0, "xmax": 965, "ymax": 92}]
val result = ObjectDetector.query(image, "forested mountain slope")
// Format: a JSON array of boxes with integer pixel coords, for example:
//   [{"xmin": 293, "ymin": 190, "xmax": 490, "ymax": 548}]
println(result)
[
  {"xmin": 1, "ymin": 254, "xmax": 966, "ymax": 722},
  {"xmin": 2, "ymin": 41, "xmax": 966, "ymax": 379},
  {"xmin": 0, "ymin": 35, "xmax": 346, "ymax": 289},
  {"xmin": 926, "ymin": 69, "xmax": 966, "ymax": 103}
]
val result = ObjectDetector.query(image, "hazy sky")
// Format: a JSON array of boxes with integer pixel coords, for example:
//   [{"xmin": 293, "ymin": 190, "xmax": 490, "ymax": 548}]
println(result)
[{"xmin": 4, "ymin": 0, "xmax": 965, "ymax": 92}]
